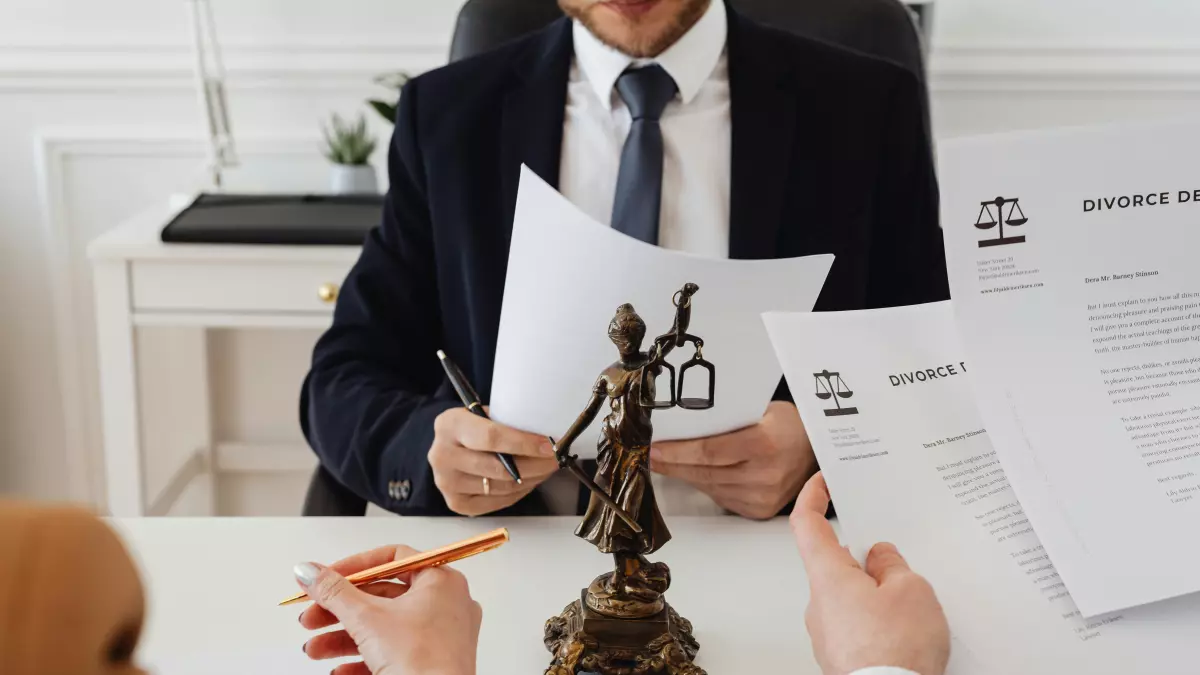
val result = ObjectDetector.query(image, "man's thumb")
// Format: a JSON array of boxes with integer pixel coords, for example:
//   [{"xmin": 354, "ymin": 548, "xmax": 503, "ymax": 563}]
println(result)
[
  {"xmin": 294, "ymin": 562, "xmax": 367, "ymax": 618},
  {"xmin": 863, "ymin": 543, "xmax": 912, "ymax": 585}
]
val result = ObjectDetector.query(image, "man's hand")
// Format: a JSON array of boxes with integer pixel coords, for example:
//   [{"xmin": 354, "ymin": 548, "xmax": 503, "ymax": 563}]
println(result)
[
  {"xmin": 295, "ymin": 545, "xmax": 481, "ymax": 675},
  {"xmin": 791, "ymin": 473, "xmax": 950, "ymax": 675},
  {"xmin": 649, "ymin": 401, "xmax": 816, "ymax": 519},
  {"xmin": 429, "ymin": 408, "xmax": 559, "ymax": 516}
]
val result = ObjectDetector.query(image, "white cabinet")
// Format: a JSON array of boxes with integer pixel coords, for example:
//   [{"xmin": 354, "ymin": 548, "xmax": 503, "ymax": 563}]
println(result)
[
  {"xmin": 89, "ymin": 200, "xmax": 361, "ymax": 516},
  {"xmin": 130, "ymin": 260, "xmax": 351, "ymax": 314}
]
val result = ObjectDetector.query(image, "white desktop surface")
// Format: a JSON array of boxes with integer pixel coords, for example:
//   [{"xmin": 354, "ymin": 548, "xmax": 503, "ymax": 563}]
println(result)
[{"xmin": 113, "ymin": 516, "xmax": 817, "ymax": 674}]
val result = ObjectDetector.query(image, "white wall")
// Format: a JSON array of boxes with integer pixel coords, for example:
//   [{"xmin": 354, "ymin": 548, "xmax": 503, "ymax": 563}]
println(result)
[
  {"xmin": 2, "ymin": 0, "xmax": 1200, "ymax": 512},
  {"xmin": 0, "ymin": 0, "xmax": 465, "ymax": 507},
  {"xmin": 937, "ymin": 0, "xmax": 1200, "ymax": 48}
]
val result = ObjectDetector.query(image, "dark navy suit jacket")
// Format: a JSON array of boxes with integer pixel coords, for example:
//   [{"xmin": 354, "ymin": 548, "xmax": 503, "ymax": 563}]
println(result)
[{"xmin": 300, "ymin": 6, "xmax": 949, "ymax": 516}]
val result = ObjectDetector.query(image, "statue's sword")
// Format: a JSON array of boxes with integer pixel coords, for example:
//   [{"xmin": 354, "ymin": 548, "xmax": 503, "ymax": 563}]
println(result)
[{"xmin": 549, "ymin": 437, "xmax": 644, "ymax": 535}]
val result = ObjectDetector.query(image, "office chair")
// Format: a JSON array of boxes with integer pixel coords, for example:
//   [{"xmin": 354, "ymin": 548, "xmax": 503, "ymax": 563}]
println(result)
[
  {"xmin": 303, "ymin": 0, "xmax": 932, "ymax": 517},
  {"xmin": 303, "ymin": 464, "xmax": 369, "ymax": 516}
]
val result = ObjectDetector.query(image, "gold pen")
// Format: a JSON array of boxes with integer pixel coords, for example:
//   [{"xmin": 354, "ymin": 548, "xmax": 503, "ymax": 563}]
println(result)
[{"xmin": 278, "ymin": 528, "xmax": 510, "ymax": 606}]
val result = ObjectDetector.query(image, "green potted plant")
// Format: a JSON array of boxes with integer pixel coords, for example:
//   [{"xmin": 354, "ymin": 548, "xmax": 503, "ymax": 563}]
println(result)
[
  {"xmin": 367, "ymin": 71, "xmax": 410, "ymax": 126},
  {"xmin": 321, "ymin": 113, "xmax": 378, "ymax": 194}
]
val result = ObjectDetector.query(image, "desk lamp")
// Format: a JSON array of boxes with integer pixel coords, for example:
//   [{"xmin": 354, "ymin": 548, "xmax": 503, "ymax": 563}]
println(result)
[{"xmin": 186, "ymin": 0, "xmax": 238, "ymax": 190}]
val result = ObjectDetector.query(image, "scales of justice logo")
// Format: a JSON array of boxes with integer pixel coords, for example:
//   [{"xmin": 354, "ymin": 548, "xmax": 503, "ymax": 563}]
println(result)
[
  {"xmin": 975, "ymin": 196, "xmax": 1028, "ymax": 248},
  {"xmin": 813, "ymin": 370, "xmax": 858, "ymax": 417}
]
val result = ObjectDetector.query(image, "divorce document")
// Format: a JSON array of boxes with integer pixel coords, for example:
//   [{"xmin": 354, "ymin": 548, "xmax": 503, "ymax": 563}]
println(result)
[
  {"xmin": 489, "ymin": 167, "xmax": 833, "ymax": 457},
  {"xmin": 941, "ymin": 122, "xmax": 1200, "ymax": 616},
  {"xmin": 765, "ymin": 302, "xmax": 1200, "ymax": 675}
]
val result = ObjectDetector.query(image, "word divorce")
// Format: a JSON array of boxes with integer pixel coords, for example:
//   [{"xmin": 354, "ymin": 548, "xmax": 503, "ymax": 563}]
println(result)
[
  {"xmin": 890, "ymin": 362, "xmax": 969, "ymax": 387},
  {"xmin": 1084, "ymin": 189, "xmax": 1200, "ymax": 213}
]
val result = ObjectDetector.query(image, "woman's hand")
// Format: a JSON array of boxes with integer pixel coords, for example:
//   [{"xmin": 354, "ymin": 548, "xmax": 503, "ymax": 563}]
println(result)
[
  {"xmin": 790, "ymin": 473, "xmax": 950, "ymax": 675},
  {"xmin": 294, "ymin": 545, "xmax": 482, "ymax": 675}
]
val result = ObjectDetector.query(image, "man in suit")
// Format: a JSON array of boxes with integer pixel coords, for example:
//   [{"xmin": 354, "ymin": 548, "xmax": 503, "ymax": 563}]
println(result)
[{"xmin": 301, "ymin": 0, "xmax": 948, "ymax": 518}]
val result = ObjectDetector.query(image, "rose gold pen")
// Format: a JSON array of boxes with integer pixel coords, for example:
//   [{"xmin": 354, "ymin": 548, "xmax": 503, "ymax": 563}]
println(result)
[{"xmin": 278, "ymin": 528, "xmax": 510, "ymax": 606}]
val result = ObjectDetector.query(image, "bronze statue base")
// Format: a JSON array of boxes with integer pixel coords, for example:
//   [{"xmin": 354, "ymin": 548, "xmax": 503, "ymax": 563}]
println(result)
[{"xmin": 544, "ymin": 589, "xmax": 705, "ymax": 675}]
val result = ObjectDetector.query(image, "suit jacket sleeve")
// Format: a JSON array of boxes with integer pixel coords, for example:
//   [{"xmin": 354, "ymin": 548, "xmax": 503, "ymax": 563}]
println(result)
[
  {"xmin": 774, "ymin": 70, "xmax": 947, "ymax": 409},
  {"xmin": 866, "ymin": 70, "xmax": 950, "ymax": 309},
  {"xmin": 300, "ymin": 78, "xmax": 457, "ymax": 515},
  {"xmin": 774, "ymin": 69, "xmax": 947, "ymax": 517}
]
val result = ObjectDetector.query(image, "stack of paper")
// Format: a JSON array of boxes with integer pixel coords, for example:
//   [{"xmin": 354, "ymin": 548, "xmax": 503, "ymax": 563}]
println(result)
[
  {"xmin": 767, "ymin": 302, "xmax": 1200, "ymax": 675},
  {"xmin": 764, "ymin": 122, "xmax": 1200, "ymax": 673},
  {"xmin": 938, "ymin": 122, "xmax": 1200, "ymax": 616}
]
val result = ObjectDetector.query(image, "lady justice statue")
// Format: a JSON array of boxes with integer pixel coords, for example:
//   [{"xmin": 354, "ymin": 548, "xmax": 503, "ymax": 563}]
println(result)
[{"xmin": 545, "ymin": 283, "xmax": 714, "ymax": 675}]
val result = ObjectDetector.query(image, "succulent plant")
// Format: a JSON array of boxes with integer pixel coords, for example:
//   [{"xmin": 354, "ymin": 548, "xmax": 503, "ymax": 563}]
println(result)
[{"xmin": 321, "ymin": 113, "xmax": 377, "ymax": 166}]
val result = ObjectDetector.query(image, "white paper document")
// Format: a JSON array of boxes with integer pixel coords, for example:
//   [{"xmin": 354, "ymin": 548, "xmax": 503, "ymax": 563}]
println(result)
[
  {"xmin": 940, "ymin": 122, "xmax": 1200, "ymax": 615},
  {"xmin": 490, "ymin": 166, "xmax": 834, "ymax": 456},
  {"xmin": 764, "ymin": 302, "xmax": 1200, "ymax": 675}
]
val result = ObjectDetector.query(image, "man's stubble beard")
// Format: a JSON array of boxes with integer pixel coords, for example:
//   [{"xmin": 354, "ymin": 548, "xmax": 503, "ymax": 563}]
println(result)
[{"xmin": 560, "ymin": 0, "xmax": 711, "ymax": 59}]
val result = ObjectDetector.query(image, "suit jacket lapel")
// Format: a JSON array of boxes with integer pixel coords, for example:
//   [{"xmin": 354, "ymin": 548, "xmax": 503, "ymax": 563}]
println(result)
[
  {"xmin": 481, "ymin": 19, "xmax": 571, "ymax": 399},
  {"xmin": 484, "ymin": 21, "xmax": 569, "ymax": 517},
  {"xmin": 727, "ymin": 8, "xmax": 799, "ymax": 260},
  {"xmin": 499, "ymin": 18, "xmax": 573, "ymax": 246}
]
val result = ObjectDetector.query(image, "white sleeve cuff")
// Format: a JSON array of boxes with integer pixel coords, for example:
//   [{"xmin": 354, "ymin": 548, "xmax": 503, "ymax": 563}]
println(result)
[{"xmin": 849, "ymin": 668, "xmax": 922, "ymax": 675}]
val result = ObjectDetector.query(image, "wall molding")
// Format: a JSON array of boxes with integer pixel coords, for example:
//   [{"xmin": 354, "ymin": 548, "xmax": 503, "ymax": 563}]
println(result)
[
  {"xmin": 34, "ymin": 128, "xmax": 319, "ymax": 507},
  {"xmin": 931, "ymin": 46, "xmax": 1200, "ymax": 92},
  {"xmin": 5, "ymin": 42, "xmax": 1200, "ymax": 93},
  {"xmin": 0, "ymin": 40, "xmax": 450, "ymax": 91}
]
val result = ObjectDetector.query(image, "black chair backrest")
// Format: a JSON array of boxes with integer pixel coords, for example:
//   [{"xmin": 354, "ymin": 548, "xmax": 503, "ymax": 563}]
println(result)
[
  {"xmin": 303, "ymin": 464, "xmax": 368, "ymax": 516},
  {"xmin": 450, "ymin": 0, "xmax": 928, "ymax": 81}
]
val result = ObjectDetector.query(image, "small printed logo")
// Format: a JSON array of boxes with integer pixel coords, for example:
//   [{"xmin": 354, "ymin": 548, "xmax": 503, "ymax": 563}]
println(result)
[
  {"xmin": 814, "ymin": 370, "xmax": 858, "ymax": 417},
  {"xmin": 975, "ymin": 196, "xmax": 1028, "ymax": 248}
]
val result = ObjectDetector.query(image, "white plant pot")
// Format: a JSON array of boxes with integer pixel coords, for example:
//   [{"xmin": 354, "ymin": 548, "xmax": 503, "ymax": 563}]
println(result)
[{"xmin": 329, "ymin": 164, "xmax": 379, "ymax": 195}]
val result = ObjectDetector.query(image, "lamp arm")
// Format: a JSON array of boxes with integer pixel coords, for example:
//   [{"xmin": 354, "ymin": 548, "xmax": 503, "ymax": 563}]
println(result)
[{"xmin": 186, "ymin": 0, "xmax": 238, "ymax": 189}]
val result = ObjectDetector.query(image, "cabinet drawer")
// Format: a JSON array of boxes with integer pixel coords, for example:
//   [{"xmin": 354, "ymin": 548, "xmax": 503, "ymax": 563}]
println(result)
[{"xmin": 131, "ymin": 261, "xmax": 353, "ymax": 313}]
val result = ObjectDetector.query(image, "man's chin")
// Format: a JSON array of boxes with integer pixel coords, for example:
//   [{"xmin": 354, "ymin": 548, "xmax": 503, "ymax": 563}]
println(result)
[{"xmin": 578, "ymin": 15, "xmax": 669, "ymax": 58}]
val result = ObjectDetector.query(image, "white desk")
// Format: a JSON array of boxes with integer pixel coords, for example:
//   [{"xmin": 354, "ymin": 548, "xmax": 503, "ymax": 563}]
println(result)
[
  {"xmin": 113, "ymin": 516, "xmax": 818, "ymax": 675},
  {"xmin": 89, "ymin": 201, "xmax": 359, "ymax": 517}
]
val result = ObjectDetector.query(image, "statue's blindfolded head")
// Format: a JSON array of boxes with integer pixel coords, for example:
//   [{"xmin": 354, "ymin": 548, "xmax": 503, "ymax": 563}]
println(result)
[{"xmin": 608, "ymin": 303, "xmax": 647, "ymax": 352}]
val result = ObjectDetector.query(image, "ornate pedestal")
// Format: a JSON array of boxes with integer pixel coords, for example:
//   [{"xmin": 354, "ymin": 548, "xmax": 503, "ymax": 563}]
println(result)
[{"xmin": 544, "ymin": 589, "xmax": 705, "ymax": 675}]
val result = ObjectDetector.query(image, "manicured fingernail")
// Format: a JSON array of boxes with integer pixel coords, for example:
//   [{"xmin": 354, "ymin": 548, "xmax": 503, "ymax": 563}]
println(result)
[
  {"xmin": 541, "ymin": 441, "xmax": 555, "ymax": 456},
  {"xmin": 302, "ymin": 640, "xmax": 309, "ymax": 655},
  {"xmin": 297, "ymin": 611, "xmax": 305, "ymax": 625},
  {"xmin": 650, "ymin": 447, "xmax": 663, "ymax": 462},
  {"xmin": 294, "ymin": 562, "xmax": 320, "ymax": 587}
]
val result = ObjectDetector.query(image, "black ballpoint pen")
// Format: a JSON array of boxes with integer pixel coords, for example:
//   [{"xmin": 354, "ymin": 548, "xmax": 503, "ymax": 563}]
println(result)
[{"xmin": 436, "ymin": 350, "xmax": 523, "ymax": 484}]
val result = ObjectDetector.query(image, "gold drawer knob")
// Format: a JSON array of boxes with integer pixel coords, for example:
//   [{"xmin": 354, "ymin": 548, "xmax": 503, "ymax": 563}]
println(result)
[{"xmin": 318, "ymin": 283, "xmax": 339, "ymax": 304}]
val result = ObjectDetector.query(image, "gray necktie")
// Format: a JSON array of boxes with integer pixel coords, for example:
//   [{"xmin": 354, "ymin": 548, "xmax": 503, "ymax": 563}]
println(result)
[{"xmin": 611, "ymin": 65, "xmax": 678, "ymax": 245}]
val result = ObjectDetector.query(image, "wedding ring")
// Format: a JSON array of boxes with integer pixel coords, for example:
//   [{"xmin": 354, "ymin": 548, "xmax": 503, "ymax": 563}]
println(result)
[{"xmin": 482, "ymin": 476, "xmax": 491, "ymax": 497}]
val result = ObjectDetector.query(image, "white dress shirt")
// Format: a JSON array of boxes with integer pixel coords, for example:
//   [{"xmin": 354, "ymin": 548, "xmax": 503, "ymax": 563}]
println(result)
[
  {"xmin": 559, "ymin": 0, "xmax": 730, "ymax": 258},
  {"xmin": 543, "ymin": 0, "xmax": 730, "ymax": 517}
]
